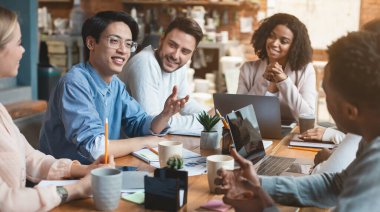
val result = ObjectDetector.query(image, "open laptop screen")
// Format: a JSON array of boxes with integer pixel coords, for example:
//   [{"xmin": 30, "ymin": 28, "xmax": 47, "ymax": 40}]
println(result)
[{"xmin": 226, "ymin": 104, "xmax": 265, "ymax": 163}]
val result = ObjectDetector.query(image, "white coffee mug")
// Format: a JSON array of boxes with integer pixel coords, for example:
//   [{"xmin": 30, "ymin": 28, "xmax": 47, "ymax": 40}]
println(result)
[
  {"xmin": 158, "ymin": 140, "xmax": 183, "ymax": 168},
  {"xmin": 207, "ymin": 155, "xmax": 234, "ymax": 193}
]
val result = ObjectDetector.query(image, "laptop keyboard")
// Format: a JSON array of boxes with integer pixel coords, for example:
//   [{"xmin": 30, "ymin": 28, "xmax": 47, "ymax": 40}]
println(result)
[{"xmin": 257, "ymin": 156, "xmax": 296, "ymax": 176}]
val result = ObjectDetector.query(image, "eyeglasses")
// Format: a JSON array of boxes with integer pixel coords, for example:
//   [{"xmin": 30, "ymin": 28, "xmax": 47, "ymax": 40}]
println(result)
[{"xmin": 106, "ymin": 35, "xmax": 138, "ymax": 52}]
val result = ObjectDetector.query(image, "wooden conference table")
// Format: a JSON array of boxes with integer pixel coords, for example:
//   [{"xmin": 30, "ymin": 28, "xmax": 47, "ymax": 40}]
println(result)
[{"xmin": 53, "ymin": 132, "xmax": 318, "ymax": 212}]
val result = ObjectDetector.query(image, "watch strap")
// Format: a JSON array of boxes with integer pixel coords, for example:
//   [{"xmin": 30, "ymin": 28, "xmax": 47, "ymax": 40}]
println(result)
[{"xmin": 56, "ymin": 186, "xmax": 68, "ymax": 204}]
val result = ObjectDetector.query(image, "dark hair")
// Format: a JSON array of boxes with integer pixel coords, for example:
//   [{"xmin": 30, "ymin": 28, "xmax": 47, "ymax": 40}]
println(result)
[
  {"xmin": 327, "ymin": 31, "xmax": 380, "ymax": 108},
  {"xmin": 251, "ymin": 13, "xmax": 312, "ymax": 71},
  {"xmin": 163, "ymin": 17, "xmax": 203, "ymax": 46},
  {"xmin": 362, "ymin": 18, "xmax": 380, "ymax": 34},
  {"xmin": 82, "ymin": 11, "xmax": 139, "ymax": 61}
]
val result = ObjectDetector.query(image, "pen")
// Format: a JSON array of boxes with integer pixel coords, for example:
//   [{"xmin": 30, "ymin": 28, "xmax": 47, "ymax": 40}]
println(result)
[
  {"xmin": 147, "ymin": 145, "xmax": 159, "ymax": 155},
  {"xmin": 288, "ymin": 146, "xmax": 321, "ymax": 152},
  {"xmin": 216, "ymin": 109, "xmax": 229, "ymax": 129},
  {"xmin": 104, "ymin": 118, "xmax": 109, "ymax": 164}
]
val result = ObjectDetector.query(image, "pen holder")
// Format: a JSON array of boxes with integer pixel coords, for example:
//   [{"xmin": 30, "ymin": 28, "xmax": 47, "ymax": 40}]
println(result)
[
  {"xmin": 144, "ymin": 168, "xmax": 188, "ymax": 211},
  {"xmin": 221, "ymin": 127, "xmax": 233, "ymax": 155}
]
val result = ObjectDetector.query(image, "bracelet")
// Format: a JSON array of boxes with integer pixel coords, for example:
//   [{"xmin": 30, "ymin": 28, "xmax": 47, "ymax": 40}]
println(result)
[{"xmin": 56, "ymin": 186, "xmax": 68, "ymax": 204}]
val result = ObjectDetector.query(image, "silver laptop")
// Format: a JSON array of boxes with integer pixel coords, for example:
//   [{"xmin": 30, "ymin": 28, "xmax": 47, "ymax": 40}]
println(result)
[
  {"xmin": 213, "ymin": 93, "xmax": 294, "ymax": 139},
  {"xmin": 226, "ymin": 104, "xmax": 313, "ymax": 176}
]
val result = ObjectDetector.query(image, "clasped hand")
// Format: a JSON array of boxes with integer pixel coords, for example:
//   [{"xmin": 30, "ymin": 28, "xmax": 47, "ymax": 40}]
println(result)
[{"xmin": 263, "ymin": 62, "xmax": 287, "ymax": 83}]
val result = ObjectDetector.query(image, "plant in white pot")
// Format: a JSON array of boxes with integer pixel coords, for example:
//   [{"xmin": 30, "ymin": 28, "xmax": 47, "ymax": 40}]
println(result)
[{"xmin": 197, "ymin": 111, "xmax": 221, "ymax": 149}]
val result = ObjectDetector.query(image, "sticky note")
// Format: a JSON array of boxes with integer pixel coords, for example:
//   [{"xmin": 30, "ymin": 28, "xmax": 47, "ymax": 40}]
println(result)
[
  {"xmin": 201, "ymin": 199, "xmax": 232, "ymax": 212},
  {"xmin": 121, "ymin": 192, "xmax": 145, "ymax": 204}
]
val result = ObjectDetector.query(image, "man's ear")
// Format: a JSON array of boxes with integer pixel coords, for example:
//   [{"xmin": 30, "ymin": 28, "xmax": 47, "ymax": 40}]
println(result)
[
  {"xmin": 86, "ymin": 37, "xmax": 96, "ymax": 50},
  {"xmin": 343, "ymin": 102, "xmax": 359, "ymax": 120}
]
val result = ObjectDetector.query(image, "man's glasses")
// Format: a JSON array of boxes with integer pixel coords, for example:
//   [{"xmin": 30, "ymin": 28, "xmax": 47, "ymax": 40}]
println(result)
[{"xmin": 106, "ymin": 35, "xmax": 138, "ymax": 52}]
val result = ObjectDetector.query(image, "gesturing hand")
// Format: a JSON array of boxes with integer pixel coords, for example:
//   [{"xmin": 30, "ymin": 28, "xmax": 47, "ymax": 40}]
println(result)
[
  {"xmin": 214, "ymin": 148, "xmax": 260, "ymax": 196},
  {"xmin": 162, "ymin": 85, "xmax": 189, "ymax": 117},
  {"xmin": 214, "ymin": 148, "xmax": 275, "ymax": 212}
]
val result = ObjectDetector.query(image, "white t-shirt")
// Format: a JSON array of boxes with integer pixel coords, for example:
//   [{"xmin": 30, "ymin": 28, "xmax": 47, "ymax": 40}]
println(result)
[{"xmin": 119, "ymin": 46, "xmax": 206, "ymax": 133}]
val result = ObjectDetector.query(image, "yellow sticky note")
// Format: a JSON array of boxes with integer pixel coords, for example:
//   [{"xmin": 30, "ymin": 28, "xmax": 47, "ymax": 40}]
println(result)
[{"xmin": 121, "ymin": 192, "xmax": 145, "ymax": 204}]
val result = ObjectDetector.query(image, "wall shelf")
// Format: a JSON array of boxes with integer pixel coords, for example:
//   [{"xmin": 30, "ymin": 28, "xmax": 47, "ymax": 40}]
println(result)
[
  {"xmin": 39, "ymin": 0, "xmax": 71, "ymax": 2},
  {"xmin": 122, "ymin": 0, "xmax": 240, "ymax": 7}
]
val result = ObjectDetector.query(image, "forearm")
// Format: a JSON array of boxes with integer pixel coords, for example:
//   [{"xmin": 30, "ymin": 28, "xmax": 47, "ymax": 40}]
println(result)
[
  {"xmin": 109, "ymin": 137, "xmax": 159, "ymax": 158},
  {"xmin": 260, "ymin": 174, "xmax": 339, "ymax": 208},
  {"xmin": 151, "ymin": 113, "xmax": 170, "ymax": 134},
  {"xmin": 69, "ymin": 162, "xmax": 89, "ymax": 178}
]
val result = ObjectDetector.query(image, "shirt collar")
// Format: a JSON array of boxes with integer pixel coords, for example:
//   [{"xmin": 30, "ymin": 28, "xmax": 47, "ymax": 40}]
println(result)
[{"xmin": 85, "ymin": 62, "xmax": 112, "ymax": 96}]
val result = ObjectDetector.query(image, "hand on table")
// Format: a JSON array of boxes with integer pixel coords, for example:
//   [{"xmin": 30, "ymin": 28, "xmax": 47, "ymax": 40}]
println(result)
[
  {"xmin": 88, "ymin": 154, "xmax": 116, "ymax": 171},
  {"xmin": 299, "ymin": 127, "xmax": 326, "ymax": 141},
  {"xmin": 65, "ymin": 155, "xmax": 116, "ymax": 201}
]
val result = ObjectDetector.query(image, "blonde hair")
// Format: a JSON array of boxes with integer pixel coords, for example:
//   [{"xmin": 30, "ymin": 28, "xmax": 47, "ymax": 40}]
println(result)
[{"xmin": 0, "ymin": 6, "xmax": 18, "ymax": 49}]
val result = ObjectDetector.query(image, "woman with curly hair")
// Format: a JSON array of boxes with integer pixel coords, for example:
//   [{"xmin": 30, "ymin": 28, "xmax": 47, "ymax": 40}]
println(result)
[{"xmin": 237, "ymin": 13, "xmax": 317, "ymax": 121}]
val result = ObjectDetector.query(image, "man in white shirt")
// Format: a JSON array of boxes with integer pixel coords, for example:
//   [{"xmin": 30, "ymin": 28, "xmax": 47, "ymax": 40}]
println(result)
[{"xmin": 119, "ymin": 17, "xmax": 214, "ymax": 134}]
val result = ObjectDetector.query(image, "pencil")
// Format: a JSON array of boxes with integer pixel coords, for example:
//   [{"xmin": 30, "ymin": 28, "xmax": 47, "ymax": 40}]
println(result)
[
  {"xmin": 104, "ymin": 118, "xmax": 109, "ymax": 164},
  {"xmin": 216, "ymin": 109, "xmax": 229, "ymax": 129},
  {"xmin": 147, "ymin": 145, "xmax": 158, "ymax": 155},
  {"xmin": 288, "ymin": 146, "xmax": 321, "ymax": 152}
]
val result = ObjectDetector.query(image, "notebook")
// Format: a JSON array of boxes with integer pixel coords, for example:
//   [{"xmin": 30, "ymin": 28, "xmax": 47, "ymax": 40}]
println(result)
[
  {"xmin": 132, "ymin": 147, "xmax": 201, "ymax": 163},
  {"xmin": 289, "ymin": 134, "xmax": 336, "ymax": 149},
  {"xmin": 226, "ymin": 104, "xmax": 314, "ymax": 176},
  {"xmin": 213, "ymin": 93, "xmax": 294, "ymax": 139}
]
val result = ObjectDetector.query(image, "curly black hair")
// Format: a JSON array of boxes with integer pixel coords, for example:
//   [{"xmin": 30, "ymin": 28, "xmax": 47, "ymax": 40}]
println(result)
[
  {"xmin": 251, "ymin": 13, "xmax": 312, "ymax": 71},
  {"xmin": 362, "ymin": 18, "xmax": 380, "ymax": 34},
  {"xmin": 327, "ymin": 31, "xmax": 380, "ymax": 108}
]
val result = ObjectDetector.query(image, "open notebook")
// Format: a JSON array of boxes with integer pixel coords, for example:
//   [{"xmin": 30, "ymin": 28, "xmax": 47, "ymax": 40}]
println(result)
[{"xmin": 132, "ymin": 147, "xmax": 201, "ymax": 163}]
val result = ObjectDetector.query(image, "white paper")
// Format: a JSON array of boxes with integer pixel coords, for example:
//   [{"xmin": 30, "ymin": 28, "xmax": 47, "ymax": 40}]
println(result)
[
  {"xmin": 263, "ymin": 140, "xmax": 273, "ymax": 149},
  {"xmin": 169, "ymin": 130, "xmax": 201, "ymax": 137},
  {"xmin": 150, "ymin": 156, "xmax": 207, "ymax": 176},
  {"xmin": 133, "ymin": 147, "xmax": 201, "ymax": 163}
]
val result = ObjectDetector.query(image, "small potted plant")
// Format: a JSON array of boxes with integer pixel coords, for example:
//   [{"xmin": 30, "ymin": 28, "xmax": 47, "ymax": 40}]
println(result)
[
  {"xmin": 197, "ymin": 111, "xmax": 221, "ymax": 149},
  {"xmin": 166, "ymin": 155, "xmax": 184, "ymax": 170}
]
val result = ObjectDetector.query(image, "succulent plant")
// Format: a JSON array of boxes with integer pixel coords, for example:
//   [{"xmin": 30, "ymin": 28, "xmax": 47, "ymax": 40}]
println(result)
[
  {"xmin": 166, "ymin": 155, "xmax": 184, "ymax": 170},
  {"xmin": 196, "ymin": 111, "xmax": 220, "ymax": 132}
]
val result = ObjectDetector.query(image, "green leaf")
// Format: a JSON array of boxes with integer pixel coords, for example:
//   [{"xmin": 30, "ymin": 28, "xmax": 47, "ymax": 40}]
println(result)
[{"xmin": 196, "ymin": 110, "xmax": 221, "ymax": 132}]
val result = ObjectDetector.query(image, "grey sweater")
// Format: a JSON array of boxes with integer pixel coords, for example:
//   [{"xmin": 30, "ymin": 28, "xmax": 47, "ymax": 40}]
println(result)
[{"xmin": 261, "ymin": 137, "xmax": 380, "ymax": 211}]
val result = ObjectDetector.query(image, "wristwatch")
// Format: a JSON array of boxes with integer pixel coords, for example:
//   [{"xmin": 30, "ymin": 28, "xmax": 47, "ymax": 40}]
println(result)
[{"xmin": 56, "ymin": 186, "xmax": 68, "ymax": 204}]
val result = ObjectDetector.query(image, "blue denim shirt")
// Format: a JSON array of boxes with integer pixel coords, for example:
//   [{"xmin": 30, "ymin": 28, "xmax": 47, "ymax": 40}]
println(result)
[{"xmin": 39, "ymin": 62, "xmax": 166, "ymax": 164}]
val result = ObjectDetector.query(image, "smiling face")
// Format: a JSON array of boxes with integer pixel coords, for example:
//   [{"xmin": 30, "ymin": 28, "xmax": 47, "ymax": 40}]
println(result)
[
  {"xmin": 265, "ymin": 24, "xmax": 294, "ymax": 65},
  {"xmin": 0, "ymin": 22, "xmax": 25, "ymax": 77},
  {"xmin": 157, "ymin": 28, "xmax": 197, "ymax": 73},
  {"xmin": 87, "ymin": 21, "xmax": 132, "ymax": 83}
]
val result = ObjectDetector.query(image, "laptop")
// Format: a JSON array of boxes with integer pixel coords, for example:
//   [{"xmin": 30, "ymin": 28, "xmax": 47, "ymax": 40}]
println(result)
[
  {"xmin": 213, "ymin": 93, "xmax": 294, "ymax": 139},
  {"xmin": 226, "ymin": 104, "xmax": 313, "ymax": 176}
]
